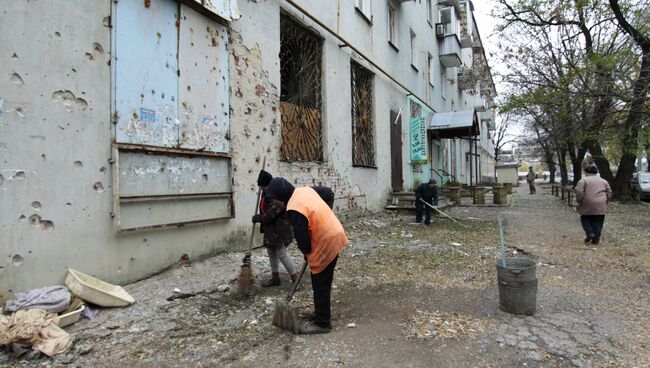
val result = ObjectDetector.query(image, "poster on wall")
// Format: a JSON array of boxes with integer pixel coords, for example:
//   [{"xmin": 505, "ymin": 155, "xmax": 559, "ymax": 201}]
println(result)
[{"xmin": 409, "ymin": 97, "xmax": 432, "ymax": 164}]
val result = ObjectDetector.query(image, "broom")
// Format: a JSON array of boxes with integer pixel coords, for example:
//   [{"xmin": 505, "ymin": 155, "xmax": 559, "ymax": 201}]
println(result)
[
  {"xmin": 272, "ymin": 261, "xmax": 308, "ymax": 334},
  {"xmin": 237, "ymin": 157, "xmax": 266, "ymax": 297}
]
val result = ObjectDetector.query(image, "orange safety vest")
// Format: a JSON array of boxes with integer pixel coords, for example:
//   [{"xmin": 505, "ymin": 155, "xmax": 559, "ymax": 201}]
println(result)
[{"xmin": 287, "ymin": 187, "xmax": 348, "ymax": 274}]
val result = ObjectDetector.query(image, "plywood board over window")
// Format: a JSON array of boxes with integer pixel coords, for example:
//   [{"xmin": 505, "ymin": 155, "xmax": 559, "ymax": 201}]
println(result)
[
  {"xmin": 112, "ymin": 0, "xmax": 233, "ymax": 232},
  {"xmin": 351, "ymin": 61, "xmax": 375, "ymax": 167},
  {"xmin": 279, "ymin": 15, "xmax": 323, "ymax": 162}
]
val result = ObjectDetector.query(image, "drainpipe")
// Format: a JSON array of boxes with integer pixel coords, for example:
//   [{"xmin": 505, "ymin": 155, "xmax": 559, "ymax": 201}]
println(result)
[{"xmin": 284, "ymin": 0, "xmax": 436, "ymax": 114}]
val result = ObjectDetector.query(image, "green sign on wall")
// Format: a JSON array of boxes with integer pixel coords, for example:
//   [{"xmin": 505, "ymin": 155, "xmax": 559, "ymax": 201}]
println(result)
[{"xmin": 409, "ymin": 98, "xmax": 431, "ymax": 164}]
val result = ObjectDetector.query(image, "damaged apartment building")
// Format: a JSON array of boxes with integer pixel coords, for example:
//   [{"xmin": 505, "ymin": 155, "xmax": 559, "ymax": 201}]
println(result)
[{"xmin": 0, "ymin": 0, "xmax": 496, "ymax": 294}]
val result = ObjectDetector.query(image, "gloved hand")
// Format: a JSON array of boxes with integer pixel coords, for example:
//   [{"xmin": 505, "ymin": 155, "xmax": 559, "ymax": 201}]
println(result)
[{"xmin": 252, "ymin": 214, "xmax": 262, "ymax": 223}]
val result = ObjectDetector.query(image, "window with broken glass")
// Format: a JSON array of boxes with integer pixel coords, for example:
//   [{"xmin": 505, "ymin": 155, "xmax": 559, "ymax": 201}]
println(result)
[
  {"xmin": 350, "ymin": 61, "xmax": 375, "ymax": 167},
  {"xmin": 279, "ymin": 15, "xmax": 324, "ymax": 162}
]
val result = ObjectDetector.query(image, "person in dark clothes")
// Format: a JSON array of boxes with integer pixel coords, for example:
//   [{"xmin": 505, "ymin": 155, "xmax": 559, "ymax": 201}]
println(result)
[
  {"xmin": 415, "ymin": 179, "xmax": 439, "ymax": 225},
  {"xmin": 266, "ymin": 177, "xmax": 348, "ymax": 334},
  {"xmin": 252, "ymin": 170, "xmax": 298, "ymax": 287}
]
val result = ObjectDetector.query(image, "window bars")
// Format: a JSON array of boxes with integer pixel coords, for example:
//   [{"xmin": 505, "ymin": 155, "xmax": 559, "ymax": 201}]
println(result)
[
  {"xmin": 351, "ymin": 61, "xmax": 375, "ymax": 167},
  {"xmin": 279, "ymin": 15, "xmax": 324, "ymax": 162}
]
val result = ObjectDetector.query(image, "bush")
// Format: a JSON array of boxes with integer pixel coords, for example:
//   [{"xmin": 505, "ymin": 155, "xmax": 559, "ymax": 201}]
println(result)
[{"xmin": 444, "ymin": 179, "xmax": 462, "ymax": 187}]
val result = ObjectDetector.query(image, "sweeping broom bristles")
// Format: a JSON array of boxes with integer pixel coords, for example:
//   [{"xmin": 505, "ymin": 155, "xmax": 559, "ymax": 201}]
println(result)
[
  {"xmin": 272, "ymin": 298, "xmax": 300, "ymax": 334},
  {"xmin": 237, "ymin": 253, "xmax": 254, "ymax": 296},
  {"xmin": 272, "ymin": 261, "xmax": 307, "ymax": 334}
]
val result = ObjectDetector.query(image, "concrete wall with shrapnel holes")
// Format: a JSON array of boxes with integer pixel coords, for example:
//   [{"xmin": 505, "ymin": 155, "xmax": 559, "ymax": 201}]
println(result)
[{"xmin": 0, "ymin": 0, "xmax": 494, "ymax": 295}]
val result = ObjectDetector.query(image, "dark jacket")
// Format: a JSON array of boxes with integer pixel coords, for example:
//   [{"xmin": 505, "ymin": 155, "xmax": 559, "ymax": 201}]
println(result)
[
  {"xmin": 415, "ymin": 183, "xmax": 439, "ymax": 205},
  {"xmin": 257, "ymin": 196, "xmax": 293, "ymax": 249},
  {"xmin": 267, "ymin": 177, "xmax": 312, "ymax": 255},
  {"xmin": 312, "ymin": 185, "xmax": 335, "ymax": 208}
]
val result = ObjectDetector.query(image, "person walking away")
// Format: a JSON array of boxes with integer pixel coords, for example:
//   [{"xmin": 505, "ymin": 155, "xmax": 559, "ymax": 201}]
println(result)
[
  {"xmin": 252, "ymin": 170, "xmax": 299, "ymax": 287},
  {"xmin": 526, "ymin": 167, "xmax": 537, "ymax": 194},
  {"xmin": 266, "ymin": 177, "xmax": 348, "ymax": 334},
  {"xmin": 575, "ymin": 165, "xmax": 612, "ymax": 245},
  {"xmin": 415, "ymin": 179, "xmax": 439, "ymax": 225}
]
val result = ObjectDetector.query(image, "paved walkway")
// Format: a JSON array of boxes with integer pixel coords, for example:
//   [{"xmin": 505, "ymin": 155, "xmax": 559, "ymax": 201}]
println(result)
[{"xmin": 5, "ymin": 183, "xmax": 649, "ymax": 367}]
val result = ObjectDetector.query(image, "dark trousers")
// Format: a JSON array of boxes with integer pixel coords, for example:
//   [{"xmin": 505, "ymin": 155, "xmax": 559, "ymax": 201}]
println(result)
[
  {"xmin": 580, "ymin": 215, "xmax": 605, "ymax": 240},
  {"xmin": 415, "ymin": 200, "xmax": 432, "ymax": 225},
  {"xmin": 311, "ymin": 255, "xmax": 338, "ymax": 328}
]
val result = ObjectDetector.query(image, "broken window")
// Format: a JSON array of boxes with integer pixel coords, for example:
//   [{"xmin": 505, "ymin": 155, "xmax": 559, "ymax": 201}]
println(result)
[
  {"xmin": 351, "ymin": 61, "xmax": 375, "ymax": 167},
  {"xmin": 280, "ymin": 15, "xmax": 324, "ymax": 162}
]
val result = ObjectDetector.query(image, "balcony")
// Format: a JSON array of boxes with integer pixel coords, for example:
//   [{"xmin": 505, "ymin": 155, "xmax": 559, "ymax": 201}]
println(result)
[
  {"xmin": 480, "ymin": 111, "xmax": 493, "ymax": 123},
  {"xmin": 437, "ymin": 27, "xmax": 462, "ymax": 68},
  {"xmin": 458, "ymin": 1, "xmax": 473, "ymax": 48},
  {"xmin": 474, "ymin": 96, "xmax": 487, "ymax": 112},
  {"xmin": 458, "ymin": 67, "xmax": 475, "ymax": 90},
  {"xmin": 438, "ymin": 0, "xmax": 461, "ymax": 12}
]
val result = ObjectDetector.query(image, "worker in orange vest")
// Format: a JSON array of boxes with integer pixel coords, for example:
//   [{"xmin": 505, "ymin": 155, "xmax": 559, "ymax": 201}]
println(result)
[{"xmin": 266, "ymin": 177, "xmax": 348, "ymax": 334}]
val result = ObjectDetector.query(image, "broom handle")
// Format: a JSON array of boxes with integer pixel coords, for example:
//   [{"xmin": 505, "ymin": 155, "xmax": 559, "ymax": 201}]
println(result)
[
  {"xmin": 497, "ymin": 215, "xmax": 506, "ymax": 267},
  {"xmin": 286, "ymin": 261, "xmax": 308, "ymax": 302},
  {"xmin": 247, "ymin": 157, "xmax": 267, "ymax": 255},
  {"xmin": 419, "ymin": 199, "xmax": 469, "ymax": 228}
]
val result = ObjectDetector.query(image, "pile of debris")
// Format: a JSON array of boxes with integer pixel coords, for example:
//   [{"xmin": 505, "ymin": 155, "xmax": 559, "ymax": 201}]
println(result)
[{"xmin": 404, "ymin": 310, "xmax": 491, "ymax": 340}]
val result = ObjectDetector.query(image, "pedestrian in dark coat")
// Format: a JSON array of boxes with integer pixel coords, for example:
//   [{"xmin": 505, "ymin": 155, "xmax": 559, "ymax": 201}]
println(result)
[
  {"xmin": 252, "ymin": 170, "xmax": 298, "ymax": 287},
  {"xmin": 415, "ymin": 179, "xmax": 439, "ymax": 225},
  {"xmin": 575, "ymin": 165, "xmax": 612, "ymax": 245}
]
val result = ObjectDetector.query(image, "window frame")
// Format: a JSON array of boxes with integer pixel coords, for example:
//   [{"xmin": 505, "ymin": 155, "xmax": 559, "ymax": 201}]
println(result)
[
  {"xmin": 279, "ymin": 14, "xmax": 325, "ymax": 162},
  {"xmin": 427, "ymin": 53, "xmax": 435, "ymax": 87},
  {"xmin": 355, "ymin": 0, "xmax": 373, "ymax": 25},
  {"xmin": 388, "ymin": 4, "xmax": 398, "ymax": 50},
  {"xmin": 410, "ymin": 29, "xmax": 418, "ymax": 71},
  {"xmin": 350, "ymin": 60, "xmax": 376, "ymax": 168}
]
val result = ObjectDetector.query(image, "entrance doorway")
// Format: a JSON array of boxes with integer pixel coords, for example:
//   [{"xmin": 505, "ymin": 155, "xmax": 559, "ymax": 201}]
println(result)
[{"xmin": 390, "ymin": 110, "xmax": 403, "ymax": 192}]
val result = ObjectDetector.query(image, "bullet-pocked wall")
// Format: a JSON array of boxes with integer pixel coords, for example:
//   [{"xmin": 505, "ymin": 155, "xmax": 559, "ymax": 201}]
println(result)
[
  {"xmin": 0, "ymin": 1, "xmax": 251, "ymax": 296},
  {"xmin": 1, "ymin": 0, "xmax": 495, "ymax": 294}
]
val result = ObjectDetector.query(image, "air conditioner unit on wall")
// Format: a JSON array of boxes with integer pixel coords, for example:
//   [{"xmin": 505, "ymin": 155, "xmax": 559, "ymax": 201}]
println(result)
[{"xmin": 436, "ymin": 24, "xmax": 447, "ymax": 38}]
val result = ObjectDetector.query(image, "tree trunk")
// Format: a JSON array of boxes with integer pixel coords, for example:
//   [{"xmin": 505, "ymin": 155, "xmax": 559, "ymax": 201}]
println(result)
[
  {"xmin": 568, "ymin": 143, "xmax": 585, "ymax": 187},
  {"xmin": 609, "ymin": 0, "xmax": 650, "ymax": 197},
  {"xmin": 558, "ymin": 149, "xmax": 569, "ymax": 186}
]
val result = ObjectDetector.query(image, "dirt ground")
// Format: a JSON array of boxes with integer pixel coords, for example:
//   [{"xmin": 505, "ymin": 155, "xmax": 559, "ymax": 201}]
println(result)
[{"xmin": 4, "ymin": 183, "xmax": 650, "ymax": 368}]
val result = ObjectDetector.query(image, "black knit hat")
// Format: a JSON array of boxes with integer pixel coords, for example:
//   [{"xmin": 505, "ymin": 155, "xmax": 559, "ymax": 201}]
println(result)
[
  {"xmin": 266, "ymin": 177, "xmax": 295, "ymax": 204},
  {"xmin": 257, "ymin": 170, "xmax": 273, "ymax": 186}
]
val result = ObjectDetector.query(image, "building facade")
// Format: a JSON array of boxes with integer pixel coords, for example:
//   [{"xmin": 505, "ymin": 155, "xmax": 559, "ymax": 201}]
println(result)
[{"xmin": 0, "ymin": 0, "xmax": 496, "ymax": 294}]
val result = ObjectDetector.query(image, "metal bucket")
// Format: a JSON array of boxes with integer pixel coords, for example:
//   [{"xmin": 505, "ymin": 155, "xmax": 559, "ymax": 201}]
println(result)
[{"xmin": 496, "ymin": 258, "xmax": 537, "ymax": 315}]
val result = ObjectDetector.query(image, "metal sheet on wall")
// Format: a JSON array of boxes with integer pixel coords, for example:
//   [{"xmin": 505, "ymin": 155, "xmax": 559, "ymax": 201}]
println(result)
[
  {"xmin": 178, "ymin": 4, "xmax": 230, "ymax": 153},
  {"xmin": 119, "ymin": 197, "xmax": 232, "ymax": 230},
  {"xmin": 114, "ymin": 0, "xmax": 179, "ymax": 147},
  {"xmin": 118, "ymin": 151, "xmax": 231, "ymax": 197}
]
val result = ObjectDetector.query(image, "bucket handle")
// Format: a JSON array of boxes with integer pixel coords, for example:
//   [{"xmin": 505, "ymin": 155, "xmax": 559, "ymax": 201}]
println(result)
[{"xmin": 510, "ymin": 269, "xmax": 522, "ymax": 274}]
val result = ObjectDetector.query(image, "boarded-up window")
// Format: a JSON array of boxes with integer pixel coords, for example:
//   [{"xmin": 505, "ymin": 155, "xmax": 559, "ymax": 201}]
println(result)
[
  {"xmin": 351, "ymin": 61, "xmax": 375, "ymax": 167},
  {"xmin": 280, "ymin": 15, "xmax": 323, "ymax": 162}
]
